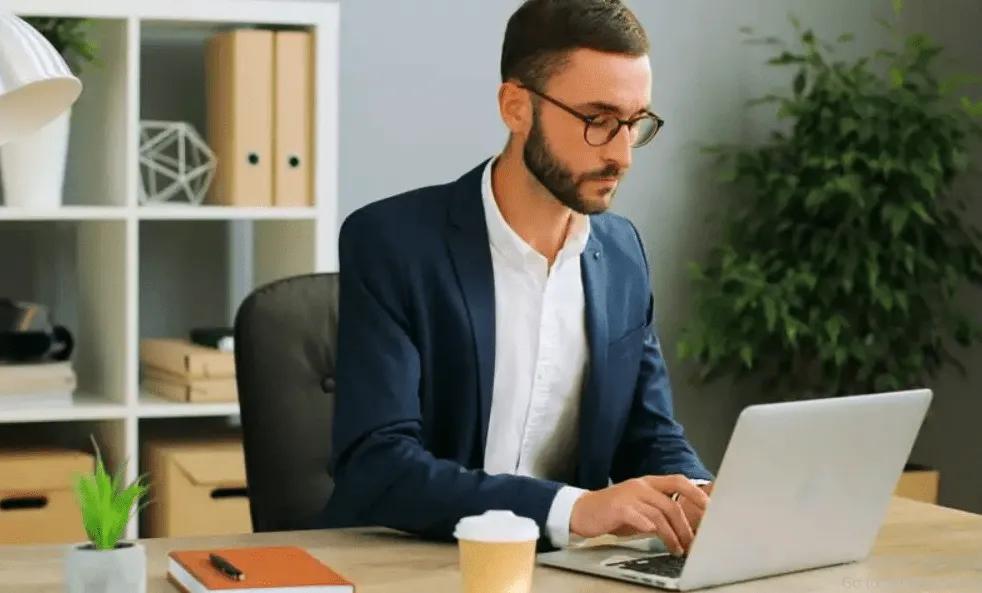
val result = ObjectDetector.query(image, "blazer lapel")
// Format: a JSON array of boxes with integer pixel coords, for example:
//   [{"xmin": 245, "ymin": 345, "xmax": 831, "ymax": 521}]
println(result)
[
  {"xmin": 579, "ymin": 233, "xmax": 608, "ymax": 484},
  {"xmin": 445, "ymin": 162, "xmax": 496, "ymax": 455}
]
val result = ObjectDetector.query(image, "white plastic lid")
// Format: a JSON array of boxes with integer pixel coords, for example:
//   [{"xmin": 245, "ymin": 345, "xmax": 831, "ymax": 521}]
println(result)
[{"xmin": 453, "ymin": 510, "xmax": 539, "ymax": 543}]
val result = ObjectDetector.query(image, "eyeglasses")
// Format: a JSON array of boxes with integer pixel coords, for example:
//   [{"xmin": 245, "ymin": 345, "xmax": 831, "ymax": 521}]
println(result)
[{"xmin": 519, "ymin": 84, "xmax": 664, "ymax": 148}]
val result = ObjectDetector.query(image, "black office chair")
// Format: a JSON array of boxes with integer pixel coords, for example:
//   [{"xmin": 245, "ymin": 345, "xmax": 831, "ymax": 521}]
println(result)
[{"xmin": 232, "ymin": 272, "xmax": 339, "ymax": 532}]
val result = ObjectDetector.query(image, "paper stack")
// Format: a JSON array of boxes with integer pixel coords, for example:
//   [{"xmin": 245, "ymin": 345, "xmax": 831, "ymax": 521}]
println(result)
[
  {"xmin": 140, "ymin": 339, "xmax": 237, "ymax": 403},
  {"xmin": 0, "ymin": 361, "xmax": 75, "ymax": 408}
]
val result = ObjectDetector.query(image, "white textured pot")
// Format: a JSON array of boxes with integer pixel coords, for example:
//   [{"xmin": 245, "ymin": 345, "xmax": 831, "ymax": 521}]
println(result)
[
  {"xmin": 0, "ymin": 107, "xmax": 71, "ymax": 209},
  {"xmin": 63, "ymin": 541, "xmax": 147, "ymax": 593}
]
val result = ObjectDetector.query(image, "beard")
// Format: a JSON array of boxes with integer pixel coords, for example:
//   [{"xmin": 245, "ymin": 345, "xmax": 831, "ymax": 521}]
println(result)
[{"xmin": 522, "ymin": 113, "xmax": 622, "ymax": 215}]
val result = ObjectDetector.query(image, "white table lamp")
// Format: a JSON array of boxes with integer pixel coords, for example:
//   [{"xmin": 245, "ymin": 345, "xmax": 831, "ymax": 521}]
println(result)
[{"xmin": 0, "ymin": 12, "xmax": 82, "ymax": 146}]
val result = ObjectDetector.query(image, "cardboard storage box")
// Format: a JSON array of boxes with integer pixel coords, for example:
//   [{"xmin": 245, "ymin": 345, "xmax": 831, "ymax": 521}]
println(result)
[
  {"xmin": 0, "ymin": 449, "xmax": 94, "ymax": 545},
  {"xmin": 895, "ymin": 467, "xmax": 939, "ymax": 504},
  {"xmin": 143, "ymin": 438, "xmax": 251, "ymax": 538}
]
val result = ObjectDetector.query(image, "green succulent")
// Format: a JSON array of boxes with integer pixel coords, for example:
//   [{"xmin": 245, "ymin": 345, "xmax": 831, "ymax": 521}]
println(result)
[{"xmin": 73, "ymin": 437, "xmax": 149, "ymax": 550}]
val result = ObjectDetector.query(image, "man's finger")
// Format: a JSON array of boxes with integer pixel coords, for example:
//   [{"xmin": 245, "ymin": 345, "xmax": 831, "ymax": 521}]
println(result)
[
  {"xmin": 640, "ymin": 495, "xmax": 694, "ymax": 552},
  {"xmin": 643, "ymin": 507, "xmax": 684, "ymax": 556},
  {"xmin": 681, "ymin": 498, "xmax": 706, "ymax": 532},
  {"xmin": 644, "ymin": 475, "xmax": 710, "ymax": 509},
  {"xmin": 620, "ymin": 506, "xmax": 657, "ymax": 537}
]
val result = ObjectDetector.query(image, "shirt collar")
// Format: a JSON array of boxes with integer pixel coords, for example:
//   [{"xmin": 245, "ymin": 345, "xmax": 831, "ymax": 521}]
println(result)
[{"xmin": 480, "ymin": 156, "xmax": 591, "ymax": 264}]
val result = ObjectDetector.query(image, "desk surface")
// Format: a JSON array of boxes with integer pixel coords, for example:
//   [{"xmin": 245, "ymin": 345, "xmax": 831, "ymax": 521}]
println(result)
[{"xmin": 1, "ymin": 497, "xmax": 980, "ymax": 592}]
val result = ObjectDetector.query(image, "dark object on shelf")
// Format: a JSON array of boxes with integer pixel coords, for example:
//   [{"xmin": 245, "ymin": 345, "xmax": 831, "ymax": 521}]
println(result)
[
  {"xmin": 0, "ymin": 299, "xmax": 74, "ymax": 363},
  {"xmin": 190, "ymin": 327, "xmax": 234, "ymax": 350},
  {"xmin": 0, "ymin": 298, "xmax": 40, "ymax": 331},
  {"xmin": 0, "ymin": 328, "xmax": 74, "ymax": 363}
]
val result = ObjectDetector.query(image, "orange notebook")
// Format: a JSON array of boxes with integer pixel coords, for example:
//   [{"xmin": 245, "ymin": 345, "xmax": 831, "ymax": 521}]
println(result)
[{"xmin": 167, "ymin": 546, "xmax": 354, "ymax": 592}]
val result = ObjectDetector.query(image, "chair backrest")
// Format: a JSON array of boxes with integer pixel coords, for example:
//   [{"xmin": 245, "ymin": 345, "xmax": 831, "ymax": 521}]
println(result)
[{"xmin": 232, "ymin": 272, "xmax": 339, "ymax": 532}]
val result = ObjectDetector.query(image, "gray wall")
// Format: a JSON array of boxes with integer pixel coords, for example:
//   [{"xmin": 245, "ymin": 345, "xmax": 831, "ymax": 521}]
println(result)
[
  {"xmin": 895, "ymin": 0, "xmax": 982, "ymax": 513},
  {"xmin": 338, "ymin": 0, "xmax": 521, "ymax": 211}
]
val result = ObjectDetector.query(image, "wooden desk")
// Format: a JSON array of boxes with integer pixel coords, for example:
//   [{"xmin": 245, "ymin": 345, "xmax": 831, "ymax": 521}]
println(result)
[{"xmin": 1, "ymin": 497, "xmax": 980, "ymax": 592}]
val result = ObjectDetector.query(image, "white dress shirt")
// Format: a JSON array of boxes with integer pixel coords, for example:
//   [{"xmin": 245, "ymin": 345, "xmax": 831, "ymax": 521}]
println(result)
[
  {"xmin": 479, "ymin": 157, "xmax": 709, "ymax": 548},
  {"xmin": 479, "ymin": 158, "xmax": 590, "ymax": 548}
]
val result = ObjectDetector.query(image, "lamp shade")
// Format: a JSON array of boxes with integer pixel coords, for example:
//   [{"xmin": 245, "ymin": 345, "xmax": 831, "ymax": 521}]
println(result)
[{"xmin": 0, "ymin": 13, "xmax": 82, "ymax": 145}]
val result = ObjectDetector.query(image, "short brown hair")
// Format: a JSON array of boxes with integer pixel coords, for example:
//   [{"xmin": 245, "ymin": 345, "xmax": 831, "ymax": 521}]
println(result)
[{"xmin": 500, "ymin": 0, "xmax": 649, "ymax": 89}]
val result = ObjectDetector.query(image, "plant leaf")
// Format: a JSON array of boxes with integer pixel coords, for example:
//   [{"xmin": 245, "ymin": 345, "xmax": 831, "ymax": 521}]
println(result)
[{"xmin": 73, "ymin": 436, "xmax": 149, "ymax": 550}]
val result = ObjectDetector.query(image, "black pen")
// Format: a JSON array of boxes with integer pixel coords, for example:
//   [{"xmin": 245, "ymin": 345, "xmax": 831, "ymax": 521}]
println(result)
[{"xmin": 209, "ymin": 553, "xmax": 245, "ymax": 581}]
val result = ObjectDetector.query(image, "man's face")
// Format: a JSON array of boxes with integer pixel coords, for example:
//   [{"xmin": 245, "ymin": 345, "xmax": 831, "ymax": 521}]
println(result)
[{"xmin": 522, "ymin": 49, "xmax": 652, "ymax": 215}]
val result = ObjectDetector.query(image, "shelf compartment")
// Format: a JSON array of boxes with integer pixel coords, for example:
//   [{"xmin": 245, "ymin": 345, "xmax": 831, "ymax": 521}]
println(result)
[
  {"xmin": 0, "ymin": 220, "xmax": 129, "ymax": 408},
  {"xmin": 135, "ymin": 415, "xmax": 244, "ymax": 538},
  {"xmin": 0, "ymin": 17, "xmax": 134, "ymax": 209},
  {"xmin": 138, "ymin": 18, "xmax": 320, "ymax": 210},
  {"xmin": 138, "ymin": 219, "xmax": 317, "ymax": 341},
  {"xmin": 0, "ymin": 419, "xmax": 128, "ymax": 545},
  {"xmin": 136, "ymin": 219, "xmax": 314, "ymax": 416},
  {"xmin": 138, "ymin": 220, "xmax": 235, "ymax": 342}
]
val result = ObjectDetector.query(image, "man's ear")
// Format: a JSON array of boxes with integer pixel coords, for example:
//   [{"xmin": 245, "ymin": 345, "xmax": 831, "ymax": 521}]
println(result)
[{"xmin": 498, "ymin": 81, "xmax": 533, "ymax": 137}]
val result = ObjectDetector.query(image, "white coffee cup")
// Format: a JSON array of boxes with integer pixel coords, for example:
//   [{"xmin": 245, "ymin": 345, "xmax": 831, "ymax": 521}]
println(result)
[{"xmin": 453, "ymin": 510, "xmax": 540, "ymax": 593}]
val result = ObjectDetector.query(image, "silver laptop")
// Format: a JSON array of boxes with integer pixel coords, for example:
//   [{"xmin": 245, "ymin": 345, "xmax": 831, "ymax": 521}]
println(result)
[{"xmin": 537, "ymin": 389, "xmax": 932, "ymax": 591}]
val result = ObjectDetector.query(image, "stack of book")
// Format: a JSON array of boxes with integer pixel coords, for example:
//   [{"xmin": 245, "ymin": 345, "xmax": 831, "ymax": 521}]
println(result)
[
  {"xmin": 140, "ymin": 339, "xmax": 237, "ymax": 403},
  {"xmin": 0, "ymin": 361, "xmax": 76, "ymax": 409}
]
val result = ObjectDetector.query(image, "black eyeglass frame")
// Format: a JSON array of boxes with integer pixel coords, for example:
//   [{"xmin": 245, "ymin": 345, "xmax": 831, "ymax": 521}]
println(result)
[{"xmin": 518, "ymin": 84, "xmax": 665, "ymax": 148}]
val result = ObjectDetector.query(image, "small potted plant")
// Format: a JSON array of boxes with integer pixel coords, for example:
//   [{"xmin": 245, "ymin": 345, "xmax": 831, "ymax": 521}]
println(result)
[
  {"xmin": 1, "ymin": 17, "xmax": 99, "ymax": 209},
  {"xmin": 64, "ymin": 437, "xmax": 149, "ymax": 593}
]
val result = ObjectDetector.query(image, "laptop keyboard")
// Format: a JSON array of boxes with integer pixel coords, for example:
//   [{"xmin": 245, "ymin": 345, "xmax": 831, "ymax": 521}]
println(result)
[{"xmin": 608, "ymin": 555, "xmax": 687, "ymax": 578}]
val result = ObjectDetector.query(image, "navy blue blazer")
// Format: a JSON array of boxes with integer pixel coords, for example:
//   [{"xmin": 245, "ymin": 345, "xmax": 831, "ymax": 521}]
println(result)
[{"xmin": 320, "ymin": 160, "xmax": 712, "ymax": 549}]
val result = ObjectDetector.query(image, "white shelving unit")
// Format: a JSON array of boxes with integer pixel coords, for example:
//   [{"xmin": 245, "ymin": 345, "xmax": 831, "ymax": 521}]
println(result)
[{"xmin": 0, "ymin": 0, "xmax": 339, "ymax": 540}]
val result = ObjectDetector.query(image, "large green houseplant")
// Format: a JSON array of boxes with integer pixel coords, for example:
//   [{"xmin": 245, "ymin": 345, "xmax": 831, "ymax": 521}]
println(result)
[{"xmin": 677, "ymin": 2, "xmax": 982, "ymax": 405}]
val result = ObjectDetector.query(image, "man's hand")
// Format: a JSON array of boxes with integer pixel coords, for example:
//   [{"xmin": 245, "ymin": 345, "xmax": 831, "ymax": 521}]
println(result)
[
  {"xmin": 570, "ymin": 475, "xmax": 709, "ymax": 556},
  {"xmin": 680, "ymin": 482, "xmax": 713, "ymax": 532}
]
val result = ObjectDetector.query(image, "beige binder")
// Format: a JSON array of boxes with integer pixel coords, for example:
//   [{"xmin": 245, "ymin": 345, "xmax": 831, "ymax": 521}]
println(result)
[
  {"xmin": 272, "ymin": 29, "xmax": 314, "ymax": 207},
  {"xmin": 204, "ymin": 28, "xmax": 274, "ymax": 206}
]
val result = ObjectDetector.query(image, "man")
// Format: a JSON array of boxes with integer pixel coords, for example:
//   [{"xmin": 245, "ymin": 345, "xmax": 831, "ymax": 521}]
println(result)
[{"xmin": 321, "ymin": 0, "xmax": 713, "ymax": 556}]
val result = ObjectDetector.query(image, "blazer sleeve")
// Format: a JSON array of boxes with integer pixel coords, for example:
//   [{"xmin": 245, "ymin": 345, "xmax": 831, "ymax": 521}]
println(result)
[
  {"xmin": 322, "ymin": 208, "xmax": 564, "ymax": 548},
  {"xmin": 610, "ymin": 222, "xmax": 715, "ymax": 484}
]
